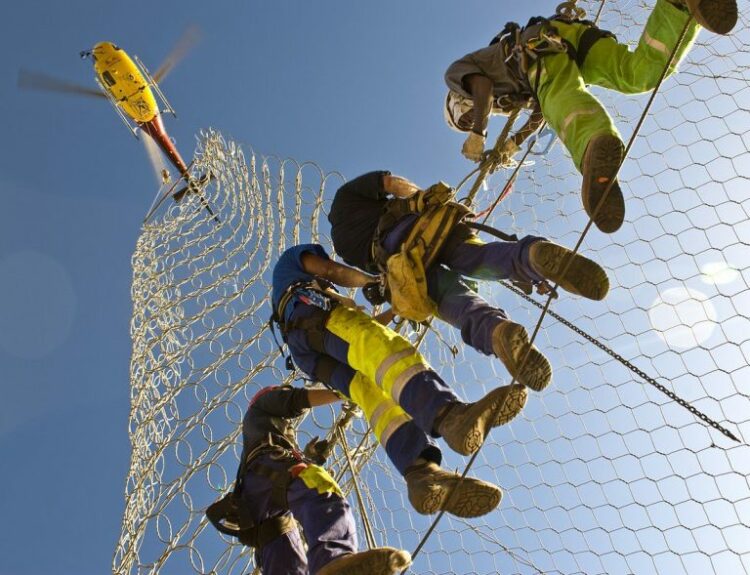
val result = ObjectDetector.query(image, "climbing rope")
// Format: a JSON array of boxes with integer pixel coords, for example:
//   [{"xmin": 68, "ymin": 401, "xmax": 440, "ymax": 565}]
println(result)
[
  {"xmin": 463, "ymin": 108, "xmax": 521, "ymax": 205},
  {"xmin": 336, "ymin": 425, "xmax": 378, "ymax": 550}
]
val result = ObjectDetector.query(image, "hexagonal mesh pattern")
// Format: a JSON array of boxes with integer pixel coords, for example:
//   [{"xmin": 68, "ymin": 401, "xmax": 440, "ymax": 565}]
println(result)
[{"xmin": 113, "ymin": 4, "xmax": 750, "ymax": 574}]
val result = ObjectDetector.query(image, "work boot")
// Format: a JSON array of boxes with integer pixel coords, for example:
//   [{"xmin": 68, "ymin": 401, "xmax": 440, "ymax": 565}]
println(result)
[
  {"xmin": 405, "ymin": 461, "xmax": 502, "ymax": 518},
  {"xmin": 581, "ymin": 134, "xmax": 626, "ymax": 233},
  {"xmin": 492, "ymin": 321, "xmax": 552, "ymax": 392},
  {"xmin": 528, "ymin": 241, "xmax": 610, "ymax": 301},
  {"xmin": 436, "ymin": 385, "xmax": 528, "ymax": 455},
  {"xmin": 317, "ymin": 547, "xmax": 412, "ymax": 575},
  {"xmin": 675, "ymin": 0, "xmax": 737, "ymax": 34}
]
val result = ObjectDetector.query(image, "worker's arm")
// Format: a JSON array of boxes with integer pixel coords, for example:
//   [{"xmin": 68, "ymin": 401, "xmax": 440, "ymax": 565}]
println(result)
[
  {"xmin": 301, "ymin": 252, "xmax": 376, "ymax": 288},
  {"xmin": 302, "ymin": 390, "xmax": 344, "ymax": 463},
  {"xmin": 383, "ymin": 175, "xmax": 420, "ymax": 198},
  {"xmin": 251, "ymin": 386, "xmax": 342, "ymax": 418},
  {"xmin": 307, "ymin": 388, "xmax": 343, "ymax": 407},
  {"xmin": 373, "ymin": 308, "xmax": 395, "ymax": 325},
  {"xmin": 465, "ymin": 73, "xmax": 494, "ymax": 136},
  {"xmin": 250, "ymin": 386, "xmax": 311, "ymax": 418}
]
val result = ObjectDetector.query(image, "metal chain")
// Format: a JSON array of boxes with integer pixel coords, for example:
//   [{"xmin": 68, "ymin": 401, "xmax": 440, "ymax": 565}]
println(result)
[{"xmin": 501, "ymin": 281, "xmax": 741, "ymax": 443}]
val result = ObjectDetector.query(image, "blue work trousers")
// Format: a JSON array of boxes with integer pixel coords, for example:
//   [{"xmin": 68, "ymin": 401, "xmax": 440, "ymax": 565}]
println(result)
[
  {"xmin": 383, "ymin": 217, "xmax": 545, "ymax": 355},
  {"xmin": 285, "ymin": 303, "xmax": 448, "ymax": 473},
  {"xmin": 240, "ymin": 454, "xmax": 357, "ymax": 575}
]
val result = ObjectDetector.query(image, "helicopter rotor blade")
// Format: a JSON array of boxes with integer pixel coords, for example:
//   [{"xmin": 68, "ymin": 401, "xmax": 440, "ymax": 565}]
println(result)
[
  {"xmin": 17, "ymin": 69, "xmax": 106, "ymax": 98},
  {"xmin": 141, "ymin": 133, "xmax": 171, "ymax": 188},
  {"xmin": 153, "ymin": 26, "xmax": 201, "ymax": 84}
]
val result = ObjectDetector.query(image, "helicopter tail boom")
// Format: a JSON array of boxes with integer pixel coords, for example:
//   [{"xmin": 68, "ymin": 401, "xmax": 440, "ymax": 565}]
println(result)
[{"xmin": 140, "ymin": 116, "xmax": 189, "ymax": 176}]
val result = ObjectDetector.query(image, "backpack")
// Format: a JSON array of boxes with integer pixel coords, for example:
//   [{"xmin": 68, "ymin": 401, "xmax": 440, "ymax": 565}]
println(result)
[{"xmin": 384, "ymin": 183, "xmax": 473, "ymax": 322}]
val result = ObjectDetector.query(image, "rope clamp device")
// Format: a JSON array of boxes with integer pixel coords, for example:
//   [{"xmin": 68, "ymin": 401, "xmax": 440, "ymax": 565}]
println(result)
[{"xmin": 555, "ymin": 1, "xmax": 587, "ymax": 21}]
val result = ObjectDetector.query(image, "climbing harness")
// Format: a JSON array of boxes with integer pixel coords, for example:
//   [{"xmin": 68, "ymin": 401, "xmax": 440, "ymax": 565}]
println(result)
[
  {"xmin": 496, "ymin": 15, "xmax": 614, "ymax": 98},
  {"xmin": 269, "ymin": 278, "xmax": 340, "ymax": 381},
  {"xmin": 205, "ymin": 445, "xmax": 298, "ymax": 551}
]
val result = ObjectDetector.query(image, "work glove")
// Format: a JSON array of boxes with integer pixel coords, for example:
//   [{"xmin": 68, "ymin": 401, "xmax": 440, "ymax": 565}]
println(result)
[
  {"xmin": 303, "ymin": 436, "xmax": 332, "ymax": 465},
  {"xmin": 462, "ymin": 131, "xmax": 486, "ymax": 162},
  {"xmin": 362, "ymin": 274, "xmax": 390, "ymax": 306},
  {"xmin": 496, "ymin": 139, "xmax": 521, "ymax": 168}
]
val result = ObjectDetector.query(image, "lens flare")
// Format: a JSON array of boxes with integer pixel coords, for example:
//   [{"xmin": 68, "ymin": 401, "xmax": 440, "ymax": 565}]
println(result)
[
  {"xmin": 700, "ymin": 261, "xmax": 739, "ymax": 285},
  {"xmin": 648, "ymin": 287, "xmax": 717, "ymax": 349}
]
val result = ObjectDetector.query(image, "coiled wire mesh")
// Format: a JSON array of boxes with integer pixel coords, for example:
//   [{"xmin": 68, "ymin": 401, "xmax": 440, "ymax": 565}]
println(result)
[{"xmin": 114, "ymin": 2, "xmax": 750, "ymax": 573}]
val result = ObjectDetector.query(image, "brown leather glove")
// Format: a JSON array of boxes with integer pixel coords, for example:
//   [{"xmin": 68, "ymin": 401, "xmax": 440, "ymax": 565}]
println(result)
[{"xmin": 303, "ymin": 436, "xmax": 332, "ymax": 465}]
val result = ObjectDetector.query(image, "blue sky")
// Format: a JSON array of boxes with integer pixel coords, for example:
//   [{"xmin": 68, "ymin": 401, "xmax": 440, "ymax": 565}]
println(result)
[{"xmin": 2, "ymin": 1, "xmax": 749, "ymax": 574}]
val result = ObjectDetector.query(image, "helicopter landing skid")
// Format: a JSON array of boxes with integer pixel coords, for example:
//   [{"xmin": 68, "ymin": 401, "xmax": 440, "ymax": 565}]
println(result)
[{"xmin": 143, "ymin": 171, "xmax": 217, "ymax": 225}]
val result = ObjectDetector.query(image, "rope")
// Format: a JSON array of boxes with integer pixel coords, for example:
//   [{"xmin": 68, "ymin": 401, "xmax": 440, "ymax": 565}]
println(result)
[
  {"xmin": 480, "ymin": 130, "xmax": 542, "ymax": 224},
  {"xmin": 463, "ymin": 108, "xmax": 521, "ymax": 205},
  {"xmin": 334, "ymin": 423, "xmax": 372, "ymax": 484},
  {"xmin": 336, "ymin": 425, "xmax": 378, "ymax": 550}
]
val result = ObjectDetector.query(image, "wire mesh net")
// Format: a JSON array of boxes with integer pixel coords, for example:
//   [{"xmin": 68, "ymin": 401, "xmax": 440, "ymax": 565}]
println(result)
[{"xmin": 114, "ymin": 2, "xmax": 750, "ymax": 574}]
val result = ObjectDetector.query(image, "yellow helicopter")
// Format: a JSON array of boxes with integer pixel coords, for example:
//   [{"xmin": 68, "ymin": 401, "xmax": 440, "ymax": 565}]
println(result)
[{"xmin": 19, "ymin": 28, "xmax": 217, "ymax": 222}]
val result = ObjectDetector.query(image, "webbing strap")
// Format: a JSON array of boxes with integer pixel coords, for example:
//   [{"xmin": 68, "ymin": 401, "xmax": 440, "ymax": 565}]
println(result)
[
  {"xmin": 314, "ymin": 356, "xmax": 338, "ymax": 386},
  {"xmin": 205, "ymin": 490, "xmax": 295, "ymax": 549},
  {"xmin": 575, "ymin": 26, "xmax": 615, "ymax": 68},
  {"xmin": 463, "ymin": 221, "xmax": 519, "ymax": 243},
  {"xmin": 249, "ymin": 514, "xmax": 296, "ymax": 549},
  {"xmin": 251, "ymin": 462, "xmax": 293, "ymax": 509},
  {"xmin": 402, "ymin": 203, "xmax": 472, "ymax": 270},
  {"xmin": 285, "ymin": 307, "xmax": 331, "ymax": 349},
  {"xmin": 371, "ymin": 197, "xmax": 421, "ymax": 270}
]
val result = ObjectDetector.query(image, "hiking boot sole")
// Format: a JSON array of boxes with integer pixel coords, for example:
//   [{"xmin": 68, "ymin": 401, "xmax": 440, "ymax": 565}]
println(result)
[
  {"xmin": 440, "ymin": 385, "xmax": 528, "ymax": 455},
  {"xmin": 493, "ymin": 321, "xmax": 552, "ymax": 392},
  {"xmin": 581, "ymin": 134, "xmax": 625, "ymax": 233},
  {"xmin": 415, "ymin": 476, "xmax": 502, "ymax": 518},
  {"xmin": 443, "ymin": 477, "xmax": 503, "ymax": 518},
  {"xmin": 529, "ymin": 241, "xmax": 610, "ymax": 301},
  {"xmin": 494, "ymin": 384, "xmax": 528, "ymax": 426},
  {"xmin": 686, "ymin": 0, "xmax": 737, "ymax": 34},
  {"xmin": 318, "ymin": 548, "xmax": 412, "ymax": 575}
]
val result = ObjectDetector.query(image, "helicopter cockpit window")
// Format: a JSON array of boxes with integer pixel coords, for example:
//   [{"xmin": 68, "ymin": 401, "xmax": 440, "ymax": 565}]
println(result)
[{"xmin": 102, "ymin": 71, "xmax": 117, "ymax": 87}]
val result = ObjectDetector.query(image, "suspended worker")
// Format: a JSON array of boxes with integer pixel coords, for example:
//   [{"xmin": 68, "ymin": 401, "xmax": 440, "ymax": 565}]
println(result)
[
  {"xmin": 206, "ymin": 384, "xmax": 412, "ymax": 575},
  {"xmin": 444, "ymin": 0, "xmax": 738, "ymax": 233},
  {"xmin": 327, "ymin": 171, "xmax": 610, "ymax": 392},
  {"xmin": 271, "ymin": 243, "xmax": 529, "ymax": 518}
]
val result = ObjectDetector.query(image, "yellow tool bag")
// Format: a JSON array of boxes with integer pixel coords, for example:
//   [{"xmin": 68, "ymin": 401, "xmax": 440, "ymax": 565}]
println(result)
[{"xmin": 385, "ymin": 182, "xmax": 473, "ymax": 322}]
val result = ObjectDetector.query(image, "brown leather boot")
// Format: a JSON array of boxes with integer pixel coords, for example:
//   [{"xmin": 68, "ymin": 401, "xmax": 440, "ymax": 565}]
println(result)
[
  {"xmin": 405, "ymin": 461, "xmax": 502, "ymax": 518},
  {"xmin": 492, "ymin": 321, "xmax": 552, "ymax": 392},
  {"xmin": 581, "ymin": 133, "xmax": 626, "ymax": 233},
  {"xmin": 528, "ymin": 241, "xmax": 610, "ymax": 301},
  {"xmin": 316, "ymin": 547, "xmax": 412, "ymax": 575},
  {"xmin": 676, "ymin": 0, "xmax": 737, "ymax": 34},
  {"xmin": 436, "ymin": 384, "xmax": 528, "ymax": 455}
]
